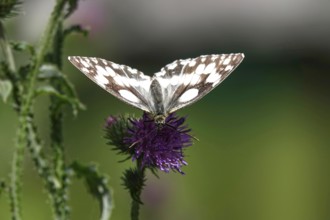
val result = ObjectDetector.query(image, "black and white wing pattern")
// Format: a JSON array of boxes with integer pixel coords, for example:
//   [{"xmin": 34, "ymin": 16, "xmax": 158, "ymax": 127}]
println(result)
[
  {"xmin": 68, "ymin": 56, "xmax": 153, "ymax": 112},
  {"xmin": 155, "ymin": 53, "xmax": 244, "ymax": 113}
]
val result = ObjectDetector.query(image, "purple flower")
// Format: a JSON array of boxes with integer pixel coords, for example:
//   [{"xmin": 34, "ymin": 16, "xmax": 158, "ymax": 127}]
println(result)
[{"xmin": 125, "ymin": 112, "xmax": 193, "ymax": 174}]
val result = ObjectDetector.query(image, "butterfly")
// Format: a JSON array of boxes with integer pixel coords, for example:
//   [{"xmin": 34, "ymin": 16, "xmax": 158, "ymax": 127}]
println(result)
[{"xmin": 68, "ymin": 53, "xmax": 244, "ymax": 124}]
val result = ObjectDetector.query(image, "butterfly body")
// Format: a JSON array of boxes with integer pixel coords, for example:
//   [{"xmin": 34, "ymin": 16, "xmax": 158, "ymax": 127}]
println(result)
[{"xmin": 68, "ymin": 54, "xmax": 244, "ymax": 124}]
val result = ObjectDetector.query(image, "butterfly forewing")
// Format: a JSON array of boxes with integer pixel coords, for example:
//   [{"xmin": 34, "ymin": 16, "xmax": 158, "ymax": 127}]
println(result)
[
  {"xmin": 69, "ymin": 53, "xmax": 245, "ymax": 120},
  {"xmin": 156, "ymin": 53, "xmax": 244, "ymax": 113},
  {"xmin": 68, "ymin": 56, "xmax": 153, "ymax": 112}
]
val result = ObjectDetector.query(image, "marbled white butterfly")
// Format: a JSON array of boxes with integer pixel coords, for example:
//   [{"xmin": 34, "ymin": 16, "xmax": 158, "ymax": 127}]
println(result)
[{"xmin": 68, "ymin": 53, "xmax": 244, "ymax": 124}]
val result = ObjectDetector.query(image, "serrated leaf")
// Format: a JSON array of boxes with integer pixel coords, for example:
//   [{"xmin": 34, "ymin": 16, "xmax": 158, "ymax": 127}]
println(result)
[
  {"xmin": 10, "ymin": 41, "xmax": 35, "ymax": 55},
  {"xmin": 63, "ymin": 25, "xmax": 89, "ymax": 38},
  {"xmin": 35, "ymin": 85, "xmax": 85, "ymax": 116},
  {"xmin": 0, "ymin": 0, "xmax": 22, "ymax": 19},
  {"xmin": 0, "ymin": 79, "xmax": 12, "ymax": 102},
  {"xmin": 71, "ymin": 162, "xmax": 113, "ymax": 220},
  {"xmin": 38, "ymin": 64, "xmax": 62, "ymax": 79},
  {"xmin": 65, "ymin": 0, "xmax": 79, "ymax": 18}
]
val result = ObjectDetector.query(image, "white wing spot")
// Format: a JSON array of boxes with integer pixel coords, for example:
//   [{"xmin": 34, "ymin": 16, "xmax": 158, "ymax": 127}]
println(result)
[
  {"xmin": 113, "ymin": 75, "xmax": 125, "ymax": 86},
  {"xmin": 201, "ymin": 57, "xmax": 206, "ymax": 62},
  {"xmin": 212, "ymin": 78, "xmax": 222, "ymax": 87},
  {"xmin": 211, "ymin": 55, "xmax": 218, "ymax": 61},
  {"xmin": 167, "ymin": 62, "xmax": 177, "ymax": 70},
  {"xmin": 80, "ymin": 59, "xmax": 89, "ymax": 67},
  {"xmin": 204, "ymin": 62, "xmax": 216, "ymax": 74},
  {"xmin": 81, "ymin": 67, "xmax": 88, "ymax": 72},
  {"xmin": 179, "ymin": 88, "xmax": 199, "ymax": 102},
  {"xmin": 189, "ymin": 60, "xmax": 196, "ymax": 67},
  {"xmin": 96, "ymin": 65, "xmax": 108, "ymax": 76},
  {"xmin": 129, "ymin": 78, "xmax": 139, "ymax": 87},
  {"xmin": 111, "ymin": 63, "xmax": 120, "ymax": 69},
  {"xmin": 206, "ymin": 71, "xmax": 221, "ymax": 83},
  {"xmin": 94, "ymin": 74, "xmax": 108, "ymax": 88},
  {"xmin": 195, "ymin": 64, "xmax": 205, "ymax": 75},
  {"xmin": 224, "ymin": 65, "xmax": 233, "ymax": 71},
  {"xmin": 91, "ymin": 58, "xmax": 98, "ymax": 64},
  {"xmin": 156, "ymin": 78, "xmax": 170, "ymax": 88},
  {"xmin": 140, "ymin": 74, "xmax": 150, "ymax": 80},
  {"xmin": 223, "ymin": 57, "xmax": 231, "ymax": 65},
  {"xmin": 140, "ymin": 80, "xmax": 151, "ymax": 91},
  {"xmin": 179, "ymin": 59, "xmax": 190, "ymax": 65},
  {"xmin": 190, "ymin": 74, "xmax": 200, "ymax": 85},
  {"xmin": 170, "ymin": 75, "xmax": 179, "ymax": 85},
  {"xmin": 119, "ymin": 90, "xmax": 140, "ymax": 103},
  {"xmin": 130, "ymin": 68, "xmax": 138, "ymax": 74},
  {"xmin": 105, "ymin": 66, "xmax": 116, "ymax": 77},
  {"xmin": 155, "ymin": 71, "xmax": 166, "ymax": 77},
  {"xmin": 183, "ymin": 73, "xmax": 193, "ymax": 86}
]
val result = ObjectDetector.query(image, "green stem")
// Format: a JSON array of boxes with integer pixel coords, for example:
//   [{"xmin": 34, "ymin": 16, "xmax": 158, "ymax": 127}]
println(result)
[
  {"xmin": 0, "ymin": 21, "xmax": 23, "ymax": 220},
  {"xmin": 130, "ymin": 166, "xmax": 145, "ymax": 220},
  {"xmin": 9, "ymin": 114, "xmax": 27, "ymax": 220},
  {"xmin": 131, "ymin": 199, "xmax": 141, "ymax": 220},
  {"xmin": 21, "ymin": 0, "xmax": 66, "ymax": 116},
  {"xmin": 10, "ymin": 0, "xmax": 67, "ymax": 219}
]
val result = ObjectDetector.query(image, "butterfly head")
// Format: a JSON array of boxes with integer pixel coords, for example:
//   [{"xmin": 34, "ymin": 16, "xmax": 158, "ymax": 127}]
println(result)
[{"xmin": 153, "ymin": 114, "xmax": 166, "ymax": 125}]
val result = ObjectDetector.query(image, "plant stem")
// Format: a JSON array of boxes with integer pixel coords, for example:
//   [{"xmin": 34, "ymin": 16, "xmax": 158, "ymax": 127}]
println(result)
[
  {"xmin": 131, "ymin": 199, "xmax": 141, "ymax": 220},
  {"xmin": 9, "ymin": 133, "xmax": 24, "ymax": 220},
  {"xmin": 131, "ymin": 166, "xmax": 145, "ymax": 220},
  {"xmin": 21, "ymin": 0, "xmax": 66, "ymax": 116},
  {"xmin": 0, "ymin": 21, "xmax": 23, "ymax": 220},
  {"xmin": 9, "ymin": 1, "xmax": 67, "ymax": 219}
]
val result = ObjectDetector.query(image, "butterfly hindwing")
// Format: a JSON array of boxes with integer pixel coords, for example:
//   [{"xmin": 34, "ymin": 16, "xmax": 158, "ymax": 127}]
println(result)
[
  {"xmin": 156, "ymin": 53, "xmax": 244, "ymax": 113},
  {"xmin": 68, "ymin": 56, "xmax": 152, "ymax": 112}
]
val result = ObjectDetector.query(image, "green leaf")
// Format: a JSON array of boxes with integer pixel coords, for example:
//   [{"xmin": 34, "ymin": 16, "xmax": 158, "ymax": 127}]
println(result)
[
  {"xmin": 37, "ymin": 64, "xmax": 86, "ymax": 115},
  {"xmin": 10, "ymin": 41, "xmax": 35, "ymax": 56},
  {"xmin": 65, "ymin": 0, "xmax": 79, "ymax": 18},
  {"xmin": 38, "ymin": 64, "xmax": 62, "ymax": 79},
  {"xmin": 63, "ymin": 24, "xmax": 89, "ymax": 39},
  {"xmin": 35, "ymin": 85, "xmax": 85, "ymax": 116},
  {"xmin": 71, "ymin": 162, "xmax": 113, "ymax": 220},
  {"xmin": 0, "ymin": 0, "xmax": 22, "ymax": 20},
  {"xmin": 0, "ymin": 79, "xmax": 12, "ymax": 102}
]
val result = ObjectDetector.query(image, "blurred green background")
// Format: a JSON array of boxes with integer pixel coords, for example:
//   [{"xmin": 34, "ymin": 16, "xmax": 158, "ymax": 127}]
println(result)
[{"xmin": 1, "ymin": 0, "xmax": 330, "ymax": 220}]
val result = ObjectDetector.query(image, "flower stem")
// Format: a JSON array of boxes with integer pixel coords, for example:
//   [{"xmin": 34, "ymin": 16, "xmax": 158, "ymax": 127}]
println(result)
[
  {"xmin": 131, "ymin": 198, "xmax": 141, "ymax": 220},
  {"xmin": 126, "ymin": 166, "xmax": 146, "ymax": 220}
]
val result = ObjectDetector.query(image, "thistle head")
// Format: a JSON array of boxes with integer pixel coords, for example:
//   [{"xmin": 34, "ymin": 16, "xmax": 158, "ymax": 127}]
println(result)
[{"xmin": 105, "ymin": 112, "xmax": 194, "ymax": 174}]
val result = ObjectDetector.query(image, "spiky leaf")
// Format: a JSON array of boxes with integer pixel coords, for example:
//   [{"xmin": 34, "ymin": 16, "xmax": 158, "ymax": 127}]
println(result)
[{"xmin": 70, "ymin": 162, "xmax": 112, "ymax": 220}]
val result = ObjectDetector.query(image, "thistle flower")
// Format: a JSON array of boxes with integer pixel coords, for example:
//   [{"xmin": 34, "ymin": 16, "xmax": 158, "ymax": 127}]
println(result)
[{"xmin": 125, "ymin": 112, "xmax": 193, "ymax": 174}]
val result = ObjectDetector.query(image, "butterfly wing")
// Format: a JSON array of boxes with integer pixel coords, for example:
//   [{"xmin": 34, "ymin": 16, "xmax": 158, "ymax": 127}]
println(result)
[
  {"xmin": 155, "ymin": 53, "xmax": 244, "ymax": 113},
  {"xmin": 68, "ymin": 56, "xmax": 153, "ymax": 112}
]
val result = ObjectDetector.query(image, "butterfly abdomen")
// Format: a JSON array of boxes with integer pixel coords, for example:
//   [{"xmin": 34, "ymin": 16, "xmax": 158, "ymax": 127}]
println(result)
[{"xmin": 150, "ymin": 79, "xmax": 165, "ymax": 116}]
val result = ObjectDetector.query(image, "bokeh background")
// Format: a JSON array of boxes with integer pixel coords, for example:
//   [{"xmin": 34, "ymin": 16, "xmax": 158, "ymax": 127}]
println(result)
[{"xmin": 1, "ymin": 0, "xmax": 330, "ymax": 219}]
